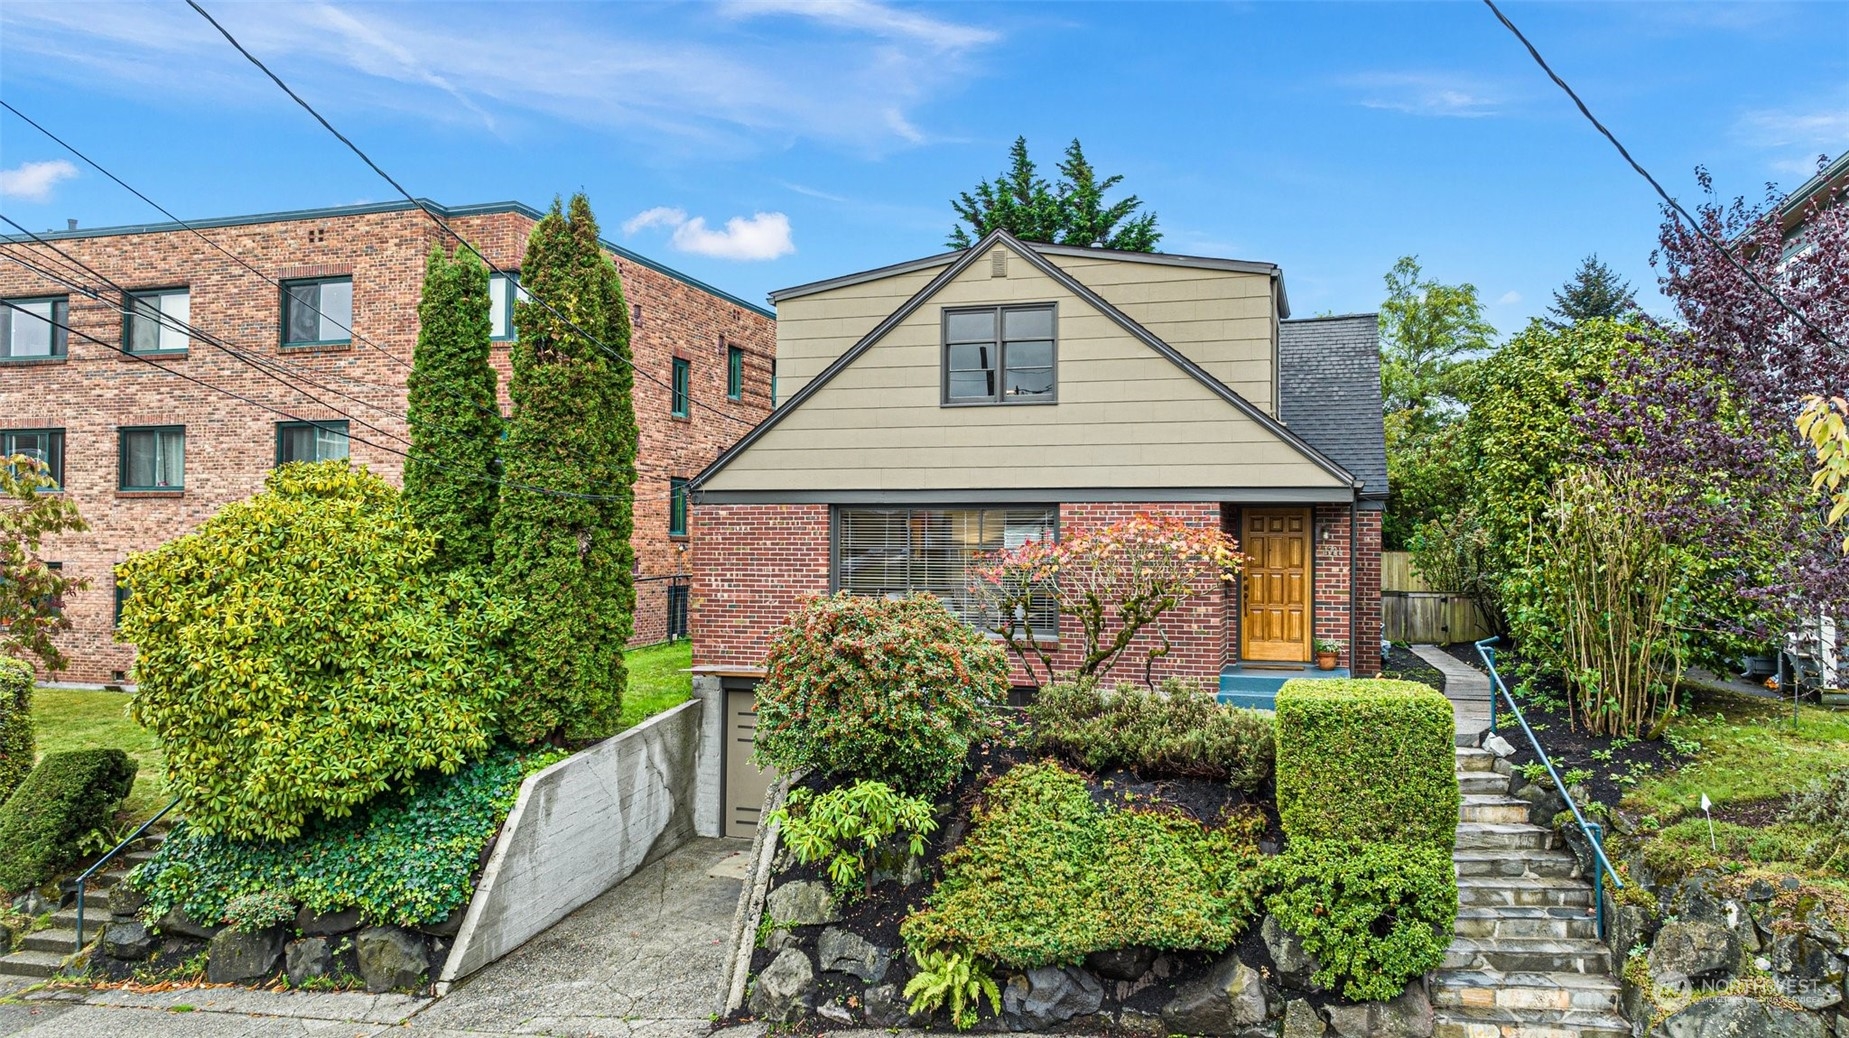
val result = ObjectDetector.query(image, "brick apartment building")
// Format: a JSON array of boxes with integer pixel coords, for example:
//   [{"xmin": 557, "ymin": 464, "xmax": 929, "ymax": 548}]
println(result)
[{"xmin": 0, "ymin": 200, "xmax": 775, "ymax": 685}]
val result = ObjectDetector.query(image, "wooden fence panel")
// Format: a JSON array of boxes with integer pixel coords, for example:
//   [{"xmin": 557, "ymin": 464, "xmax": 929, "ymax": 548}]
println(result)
[
  {"xmin": 1383, "ymin": 591, "xmax": 1494, "ymax": 645},
  {"xmin": 1382, "ymin": 551, "xmax": 1430, "ymax": 593}
]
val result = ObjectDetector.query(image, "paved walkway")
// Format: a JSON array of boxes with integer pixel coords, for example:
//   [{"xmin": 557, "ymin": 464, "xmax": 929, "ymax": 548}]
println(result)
[
  {"xmin": 1411, "ymin": 644, "xmax": 1492, "ymax": 744},
  {"xmin": 0, "ymin": 838, "xmax": 754, "ymax": 1038}
]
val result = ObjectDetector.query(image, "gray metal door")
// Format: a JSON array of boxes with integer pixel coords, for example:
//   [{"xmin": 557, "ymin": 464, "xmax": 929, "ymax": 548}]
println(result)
[{"xmin": 724, "ymin": 689, "xmax": 775, "ymax": 838}]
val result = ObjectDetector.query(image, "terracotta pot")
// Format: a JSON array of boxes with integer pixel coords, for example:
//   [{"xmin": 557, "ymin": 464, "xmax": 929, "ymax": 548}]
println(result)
[{"xmin": 1315, "ymin": 652, "xmax": 1338, "ymax": 670}]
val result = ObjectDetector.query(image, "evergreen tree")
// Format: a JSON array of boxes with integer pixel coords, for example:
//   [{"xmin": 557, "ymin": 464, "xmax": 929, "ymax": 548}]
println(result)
[
  {"xmin": 1546, "ymin": 254, "xmax": 1636, "ymax": 328},
  {"xmin": 492, "ymin": 195, "xmax": 637, "ymax": 744},
  {"xmin": 948, "ymin": 137, "xmax": 1160, "ymax": 252},
  {"xmin": 404, "ymin": 245, "xmax": 502, "ymax": 570}
]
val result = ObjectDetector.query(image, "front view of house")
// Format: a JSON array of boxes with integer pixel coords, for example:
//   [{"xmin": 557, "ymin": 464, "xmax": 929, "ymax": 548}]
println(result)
[{"xmin": 690, "ymin": 228, "xmax": 1386, "ymax": 711}]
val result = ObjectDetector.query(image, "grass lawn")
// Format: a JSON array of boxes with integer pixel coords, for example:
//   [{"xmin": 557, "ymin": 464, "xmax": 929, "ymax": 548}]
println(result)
[
  {"xmin": 619, "ymin": 639, "xmax": 693, "ymax": 731},
  {"xmin": 29, "ymin": 687, "xmax": 168, "ymax": 822}
]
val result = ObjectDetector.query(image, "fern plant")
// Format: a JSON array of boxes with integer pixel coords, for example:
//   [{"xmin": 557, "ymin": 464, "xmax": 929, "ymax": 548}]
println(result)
[
  {"xmin": 903, "ymin": 945, "xmax": 1000, "ymax": 1030},
  {"xmin": 768, "ymin": 780, "xmax": 936, "ymax": 897}
]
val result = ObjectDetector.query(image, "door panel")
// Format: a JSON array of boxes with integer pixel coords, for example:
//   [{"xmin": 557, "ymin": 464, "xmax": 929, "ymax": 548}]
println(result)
[
  {"xmin": 1242, "ymin": 509, "xmax": 1312, "ymax": 662},
  {"xmin": 724, "ymin": 689, "xmax": 775, "ymax": 838}
]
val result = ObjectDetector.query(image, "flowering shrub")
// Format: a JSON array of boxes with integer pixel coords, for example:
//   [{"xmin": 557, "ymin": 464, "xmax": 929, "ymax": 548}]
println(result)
[
  {"xmin": 973, "ymin": 512, "xmax": 1243, "ymax": 685},
  {"xmin": 752, "ymin": 593, "xmax": 1007, "ymax": 794}
]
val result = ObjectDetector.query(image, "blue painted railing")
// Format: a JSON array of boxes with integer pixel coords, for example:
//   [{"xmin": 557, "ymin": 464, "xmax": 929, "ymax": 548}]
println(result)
[
  {"xmin": 74, "ymin": 796, "xmax": 178, "ymax": 952},
  {"xmin": 1475, "ymin": 637, "xmax": 1623, "ymax": 940}
]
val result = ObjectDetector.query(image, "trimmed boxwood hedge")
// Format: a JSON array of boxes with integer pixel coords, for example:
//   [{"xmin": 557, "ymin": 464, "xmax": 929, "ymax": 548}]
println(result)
[
  {"xmin": 0, "ymin": 658, "xmax": 32, "ymax": 803},
  {"xmin": 1274, "ymin": 678, "xmax": 1459, "ymax": 850},
  {"xmin": 0, "ymin": 748, "xmax": 136, "ymax": 894}
]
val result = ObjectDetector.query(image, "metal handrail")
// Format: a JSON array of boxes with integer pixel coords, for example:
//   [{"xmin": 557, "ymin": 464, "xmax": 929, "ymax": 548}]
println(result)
[
  {"xmin": 1475, "ymin": 637, "xmax": 1623, "ymax": 940},
  {"xmin": 74, "ymin": 796, "xmax": 179, "ymax": 951}
]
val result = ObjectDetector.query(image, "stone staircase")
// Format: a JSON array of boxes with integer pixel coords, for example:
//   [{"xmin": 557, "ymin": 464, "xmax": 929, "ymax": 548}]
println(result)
[
  {"xmin": 1432, "ymin": 747, "xmax": 1629, "ymax": 1038},
  {"xmin": 0, "ymin": 832, "xmax": 163, "ymax": 980}
]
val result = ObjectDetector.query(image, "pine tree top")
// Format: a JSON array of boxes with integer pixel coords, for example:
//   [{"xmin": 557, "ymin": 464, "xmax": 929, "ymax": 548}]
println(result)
[{"xmin": 1547, "ymin": 254, "xmax": 1637, "ymax": 328}]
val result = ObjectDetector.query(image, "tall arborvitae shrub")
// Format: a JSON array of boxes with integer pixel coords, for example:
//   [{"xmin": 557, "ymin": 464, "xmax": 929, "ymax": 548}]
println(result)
[
  {"xmin": 491, "ymin": 195, "xmax": 637, "ymax": 744},
  {"xmin": 0, "ymin": 657, "xmax": 33, "ymax": 803},
  {"xmin": 405, "ymin": 246, "xmax": 502, "ymax": 570}
]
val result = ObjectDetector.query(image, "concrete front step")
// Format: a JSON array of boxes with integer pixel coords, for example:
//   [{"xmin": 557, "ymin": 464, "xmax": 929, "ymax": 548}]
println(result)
[
  {"xmin": 1431, "ymin": 970, "xmax": 1621, "ymax": 1014},
  {"xmin": 1455, "ymin": 823, "xmax": 1559, "ymax": 851},
  {"xmin": 1453, "ymin": 849, "xmax": 1583, "ymax": 881},
  {"xmin": 1443, "ymin": 936, "xmax": 1612, "ymax": 975},
  {"xmin": 1459, "ymin": 877, "xmax": 1594, "ymax": 909},
  {"xmin": 1461, "ymin": 795, "xmax": 1534, "ymax": 825},
  {"xmin": 1459, "ymin": 771, "xmax": 1513, "ymax": 795},
  {"xmin": 20, "ymin": 928, "xmax": 79, "ymax": 954},
  {"xmin": 0, "ymin": 949, "xmax": 66, "ymax": 979},
  {"xmin": 1455, "ymin": 906, "xmax": 1599, "ymax": 941},
  {"xmin": 1455, "ymin": 747, "xmax": 1500, "ymax": 773},
  {"xmin": 1433, "ymin": 1006, "xmax": 1631, "ymax": 1038}
]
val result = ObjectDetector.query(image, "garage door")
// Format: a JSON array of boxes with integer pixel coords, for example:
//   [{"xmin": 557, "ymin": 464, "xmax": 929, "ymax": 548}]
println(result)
[{"xmin": 724, "ymin": 688, "xmax": 776, "ymax": 838}]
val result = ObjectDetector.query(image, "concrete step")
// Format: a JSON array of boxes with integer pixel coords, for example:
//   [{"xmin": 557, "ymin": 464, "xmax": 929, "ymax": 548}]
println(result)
[
  {"xmin": 1459, "ymin": 877, "xmax": 1594, "ymax": 909},
  {"xmin": 0, "ymin": 949, "xmax": 66, "ymax": 979},
  {"xmin": 1459, "ymin": 771, "xmax": 1513, "ymax": 795},
  {"xmin": 1433, "ymin": 1006, "xmax": 1631, "ymax": 1038},
  {"xmin": 1455, "ymin": 823, "xmax": 1558, "ymax": 852},
  {"xmin": 20, "ymin": 928, "xmax": 78, "ymax": 955},
  {"xmin": 1455, "ymin": 748, "xmax": 1499, "ymax": 773},
  {"xmin": 1431, "ymin": 969, "xmax": 1621, "ymax": 1014},
  {"xmin": 1453, "ymin": 849, "xmax": 1583, "ymax": 881},
  {"xmin": 1461, "ymin": 795, "xmax": 1534, "ymax": 825},
  {"xmin": 1455, "ymin": 906, "xmax": 1599, "ymax": 941},
  {"xmin": 1443, "ymin": 936, "xmax": 1612, "ymax": 975}
]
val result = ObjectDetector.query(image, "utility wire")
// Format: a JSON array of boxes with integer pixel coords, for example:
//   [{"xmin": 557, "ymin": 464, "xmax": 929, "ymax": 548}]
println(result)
[
  {"xmin": 187, "ymin": 0, "xmax": 761, "ymax": 432},
  {"xmin": 1481, "ymin": 0, "xmax": 1844, "ymax": 352}
]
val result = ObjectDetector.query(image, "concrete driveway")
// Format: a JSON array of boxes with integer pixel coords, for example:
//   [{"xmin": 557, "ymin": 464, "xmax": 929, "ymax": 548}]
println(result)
[{"xmin": 0, "ymin": 838, "xmax": 754, "ymax": 1038}]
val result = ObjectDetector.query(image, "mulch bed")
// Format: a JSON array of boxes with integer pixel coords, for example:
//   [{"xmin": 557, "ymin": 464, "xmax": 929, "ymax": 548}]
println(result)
[
  {"xmin": 1434, "ymin": 643, "xmax": 1688, "ymax": 810},
  {"xmin": 1381, "ymin": 645, "xmax": 1446, "ymax": 694}
]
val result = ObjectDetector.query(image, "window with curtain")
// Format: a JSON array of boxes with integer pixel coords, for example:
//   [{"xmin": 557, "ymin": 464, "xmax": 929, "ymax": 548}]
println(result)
[
  {"xmin": 275, "ymin": 421, "xmax": 350, "ymax": 465},
  {"xmin": 119, "ymin": 426, "xmax": 185, "ymax": 490},
  {"xmin": 834, "ymin": 506, "xmax": 1058, "ymax": 635},
  {"xmin": 2, "ymin": 428, "xmax": 64, "ymax": 488},
  {"xmin": 125, "ymin": 288, "xmax": 191, "ymax": 354}
]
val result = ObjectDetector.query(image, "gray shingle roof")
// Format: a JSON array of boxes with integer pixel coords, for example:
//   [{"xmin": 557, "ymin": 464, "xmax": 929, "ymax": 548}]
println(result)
[{"xmin": 1279, "ymin": 314, "xmax": 1388, "ymax": 501}]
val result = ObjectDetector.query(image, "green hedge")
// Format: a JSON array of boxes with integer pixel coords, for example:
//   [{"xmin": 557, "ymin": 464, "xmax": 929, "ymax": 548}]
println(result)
[
  {"xmin": 901, "ymin": 762, "xmax": 1267, "ymax": 967},
  {"xmin": 129, "ymin": 746, "xmax": 563, "ymax": 928},
  {"xmin": 1274, "ymin": 679, "xmax": 1459, "ymax": 849},
  {"xmin": 1264, "ymin": 839, "xmax": 1458, "ymax": 1002},
  {"xmin": 0, "ymin": 658, "xmax": 32, "ymax": 803},
  {"xmin": 1027, "ymin": 678, "xmax": 1275, "ymax": 790},
  {"xmin": 0, "ymin": 749, "xmax": 136, "ymax": 894}
]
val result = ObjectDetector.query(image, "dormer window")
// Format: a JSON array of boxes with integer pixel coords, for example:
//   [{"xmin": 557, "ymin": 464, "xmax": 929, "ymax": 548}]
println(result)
[{"xmin": 942, "ymin": 304, "xmax": 1056, "ymax": 405}]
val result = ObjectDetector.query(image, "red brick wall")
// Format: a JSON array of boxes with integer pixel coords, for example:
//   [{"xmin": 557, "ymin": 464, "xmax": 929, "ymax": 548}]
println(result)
[
  {"xmin": 0, "ymin": 205, "xmax": 773, "ymax": 683},
  {"xmin": 690, "ymin": 503, "xmax": 830, "ymax": 670},
  {"xmin": 1355, "ymin": 508, "xmax": 1384, "ymax": 678}
]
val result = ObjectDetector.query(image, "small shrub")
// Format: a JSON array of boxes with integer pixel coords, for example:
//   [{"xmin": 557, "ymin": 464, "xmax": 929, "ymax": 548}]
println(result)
[
  {"xmin": 1274, "ymin": 678, "xmax": 1460, "ymax": 849},
  {"xmin": 222, "ymin": 890, "xmax": 295, "ymax": 934},
  {"xmin": 1785, "ymin": 767, "xmax": 1849, "ymax": 847},
  {"xmin": 769, "ymin": 780, "xmax": 936, "ymax": 898},
  {"xmin": 903, "ymin": 946, "xmax": 1001, "ymax": 1031},
  {"xmin": 753, "ymin": 593, "xmax": 1007, "ymax": 794},
  {"xmin": 1264, "ymin": 840, "xmax": 1458, "ymax": 1002},
  {"xmin": 1028, "ymin": 678, "xmax": 1275, "ymax": 789},
  {"xmin": 0, "ymin": 749, "xmax": 136, "ymax": 893},
  {"xmin": 902, "ymin": 762, "xmax": 1266, "ymax": 968},
  {"xmin": 0, "ymin": 658, "xmax": 32, "ymax": 802}
]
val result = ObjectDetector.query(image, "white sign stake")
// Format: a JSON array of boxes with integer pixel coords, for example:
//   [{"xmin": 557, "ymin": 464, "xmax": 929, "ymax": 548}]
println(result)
[{"xmin": 1701, "ymin": 792, "xmax": 1716, "ymax": 852}]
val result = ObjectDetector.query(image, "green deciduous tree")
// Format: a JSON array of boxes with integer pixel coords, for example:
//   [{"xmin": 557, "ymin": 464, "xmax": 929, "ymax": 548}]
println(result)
[
  {"xmin": 1, "ymin": 455, "xmax": 89, "ymax": 672},
  {"xmin": 405, "ymin": 246, "xmax": 502, "ymax": 570},
  {"xmin": 492, "ymin": 194, "xmax": 638, "ymax": 744},
  {"xmin": 948, "ymin": 138, "xmax": 1160, "ymax": 252},
  {"xmin": 1547, "ymin": 254, "xmax": 1636, "ymax": 329}
]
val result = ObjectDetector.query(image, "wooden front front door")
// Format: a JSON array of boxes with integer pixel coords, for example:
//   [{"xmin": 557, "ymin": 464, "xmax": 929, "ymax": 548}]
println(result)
[{"xmin": 1241, "ymin": 508, "xmax": 1312, "ymax": 663}]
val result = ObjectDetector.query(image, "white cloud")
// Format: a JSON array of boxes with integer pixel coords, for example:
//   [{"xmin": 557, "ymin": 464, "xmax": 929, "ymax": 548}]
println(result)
[
  {"xmin": 1496, "ymin": 290, "xmax": 1523, "ymax": 306},
  {"xmin": 1345, "ymin": 73, "xmax": 1505, "ymax": 118},
  {"xmin": 0, "ymin": 160, "xmax": 79, "ymax": 202},
  {"xmin": 624, "ymin": 207, "xmax": 794, "ymax": 261},
  {"xmin": 724, "ymin": 0, "xmax": 998, "ymax": 51}
]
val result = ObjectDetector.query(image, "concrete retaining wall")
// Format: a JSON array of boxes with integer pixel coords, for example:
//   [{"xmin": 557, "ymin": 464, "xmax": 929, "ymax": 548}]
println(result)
[{"xmin": 437, "ymin": 699, "xmax": 706, "ymax": 990}]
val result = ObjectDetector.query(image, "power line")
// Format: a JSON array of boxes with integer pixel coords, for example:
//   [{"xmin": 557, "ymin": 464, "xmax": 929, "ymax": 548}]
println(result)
[
  {"xmin": 0, "ymin": 99, "xmax": 414, "ymax": 373},
  {"xmin": 186, "ymin": 0, "xmax": 762, "ymax": 432},
  {"xmin": 1480, "ymin": 0, "xmax": 1844, "ymax": 352}
]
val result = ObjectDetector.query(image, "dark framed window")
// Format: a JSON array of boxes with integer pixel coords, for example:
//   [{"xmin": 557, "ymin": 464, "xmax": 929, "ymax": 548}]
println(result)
[
  {"xmin": 726, "ymin": 344, "xmax": 744, "ymax": 400},
  {"xmin": 669, "ymin": 478, "xmax": 689, "ymax": 537},
  {"xmin": 124, "ymin": 287, "xmax": 191, "ymax": 355},
  {"xmin": 275, "ymin": 421, "xmax": 350, "ymax": 465},
  {"xmin": 114, "ymin": 578, "xmax": 130, "ymax": 629},
  {"xmin": 488, "ymin": 272, "xmax": 528, "ymax": 342},
  {"xmin": 1, "ymin": 296, "xmax": 69, "ymax": 360},
  {"xmin": 671, "ymin": 357, "xmax": 691, "ymax": 417},
  {"xmin": 833, "ymin": 506, "xmax": 1057, "ymax": 634},
  {"xmin": 632, "ymin": 303, "xmax": 643, "ymax": 327},
  {"xmin": 2, "ymin": 428, "xmax": 64, "ymax": 489},
  {"xmin": 118, "ymin": 426, "xmax": 185, "ymax": 491},
  {"xmin": 280, "ymin": 277, "xmax": 353, "ymax": 348},
  {"xmin": 942, "ymin": 304, "xmax": 1056, "ymax": 405}
]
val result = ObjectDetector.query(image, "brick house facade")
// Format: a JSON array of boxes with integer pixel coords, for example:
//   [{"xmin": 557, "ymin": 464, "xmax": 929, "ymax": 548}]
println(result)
[{"xmin": 0, "ymin": 200, "xmax": 774, "ymax": 684}]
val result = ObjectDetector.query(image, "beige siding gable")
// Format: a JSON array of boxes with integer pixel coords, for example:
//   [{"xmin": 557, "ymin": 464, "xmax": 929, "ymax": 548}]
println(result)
[
  {"xmin": 771, "ymin": 262, "xmax": 950, "ymax": 400},
  {"xmin": 704, "ymin": 241, "xmax": 1344, "ymax": 494}
]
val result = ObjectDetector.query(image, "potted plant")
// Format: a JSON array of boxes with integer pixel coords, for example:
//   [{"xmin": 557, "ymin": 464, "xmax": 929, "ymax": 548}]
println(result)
[{"xmin": 1313, "ymin": 638, "xmax": 1343, "ymax": 670}]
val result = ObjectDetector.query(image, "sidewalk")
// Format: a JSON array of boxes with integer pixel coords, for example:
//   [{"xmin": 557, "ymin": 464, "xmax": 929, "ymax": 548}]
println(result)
[{"xmin": 1410, "ymin": 643, "xmax": 1492, "ymax": 744}]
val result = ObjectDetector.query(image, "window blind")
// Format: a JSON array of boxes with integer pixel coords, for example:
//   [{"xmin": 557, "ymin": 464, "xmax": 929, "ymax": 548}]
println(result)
[{"xmin": 835, "ymin": 506, "xmax": 1057, "ymax": 634}]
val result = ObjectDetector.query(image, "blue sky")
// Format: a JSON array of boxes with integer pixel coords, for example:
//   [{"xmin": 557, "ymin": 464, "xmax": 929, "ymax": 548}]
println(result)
[{"xmin": 1, "ymin": 1, "xmax": 1845, "ymax": 334}]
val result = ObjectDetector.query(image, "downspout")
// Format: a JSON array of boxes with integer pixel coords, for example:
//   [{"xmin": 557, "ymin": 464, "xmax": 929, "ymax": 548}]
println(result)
[{"xmin": 1349, "ymin": 495, "xmax": 1358, "ymax": 674}]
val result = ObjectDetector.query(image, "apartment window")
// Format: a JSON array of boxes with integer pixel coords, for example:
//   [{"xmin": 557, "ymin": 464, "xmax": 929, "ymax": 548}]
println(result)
[
  {"xmin": 124, "ymin": 288, "xmax": 191, "ymax": 355},
  {"xmin": 2, "ymin": 428, "xmax": 64, "ymax": 488},
  {"xmin": 118, "ymin": 426, "xmax": 185, "ymax": 491},
  {"xmin": 1, "ymin": 296, "xmax": 69, "ymax": 360},
  {"xmin": 727, "ymin": 344, "xmax": 744, "ymax": 400},
  {"xmin": 114, "ymin": 578, "xmax": 130, "ymax": 629},
  {"xmin": 275, "ymin": 421, "xmax": 350, "ymax": 465},
  {"xmin": 488, "ymin": 272, "xmax": 530, "ymax": 342},
  {"xmin": 834, "ymin": 507, "xmax": 1057, "ymax": 633},
  {"xmin": 671, "ymin": 357, "xmax": 691, "ymax": 417},
  {"xmin": 632, "ymin": 303, "xmax": 643, "ymax": 327},
  {"xmin": 669, "ymin": 478, "xmax": 689, "ymax": 537},
  {"xmin": 943, "ymin": 304, "xmax": 1056, "ymax": 405},
  {"xmin": 281, "ymin": 277, "xmax": 353, "ymax": 348}
]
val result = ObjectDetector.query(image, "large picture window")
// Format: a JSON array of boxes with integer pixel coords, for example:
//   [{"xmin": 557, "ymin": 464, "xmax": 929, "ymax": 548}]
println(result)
[
  {"xmin": 1, "ymin": 296, "xmax": 69, "ymax": 360},
  {"xmin": 834, "ymin": 506, "xmax": 1057, "ymax": 634},
  {"xmin": 942, "ymin": 304, "xmax": 1055, "ymax": 405},
  {"xmin": 119, "ymin": 426, "xmax": 185, "ymax": 491}
]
